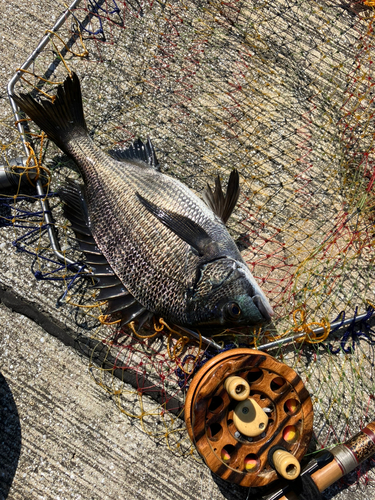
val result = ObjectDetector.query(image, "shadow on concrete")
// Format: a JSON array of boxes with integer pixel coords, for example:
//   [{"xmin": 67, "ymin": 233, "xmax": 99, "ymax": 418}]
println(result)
[
  {"xmin": 0, "ymin": 372, "xmax": 21, "ymax": 498},
  {"xmin": 211, "ymin": 472, "xmax": 266, "ymax": 500}
]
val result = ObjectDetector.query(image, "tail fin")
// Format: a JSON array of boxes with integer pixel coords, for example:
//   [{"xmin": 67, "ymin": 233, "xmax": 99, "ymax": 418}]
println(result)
[{"xmin": 11, "ymin": 72, "xmax": 88, "ymax": 155}]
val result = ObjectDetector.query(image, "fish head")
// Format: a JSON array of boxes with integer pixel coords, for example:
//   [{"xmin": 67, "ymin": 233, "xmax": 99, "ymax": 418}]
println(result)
[{"xmin": 187, "ymin": 258, "xmax": 274, "ymax": 328}]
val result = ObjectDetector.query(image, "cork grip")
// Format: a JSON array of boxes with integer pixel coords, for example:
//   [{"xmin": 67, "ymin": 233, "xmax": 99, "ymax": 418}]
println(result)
[{"xmin": 276, "ymin": 421, "xmax": 375, "ymax": 500}]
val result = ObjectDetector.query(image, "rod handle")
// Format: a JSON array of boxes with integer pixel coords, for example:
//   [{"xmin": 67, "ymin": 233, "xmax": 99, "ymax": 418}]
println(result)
[{"xmin": 277, "ymin": 421, "xmax": 375, "ymax": 499}]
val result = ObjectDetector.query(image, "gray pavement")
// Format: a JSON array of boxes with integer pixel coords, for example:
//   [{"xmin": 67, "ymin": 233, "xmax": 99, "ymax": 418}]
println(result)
[{"xmin": 0, "ymin": 302, "xmax": 240, "ymax": 500}]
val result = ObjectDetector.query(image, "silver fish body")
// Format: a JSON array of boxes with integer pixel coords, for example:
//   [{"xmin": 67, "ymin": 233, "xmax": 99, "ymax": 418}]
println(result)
[{"xmin": 12, "ymin": 73, "xmax": 273, "ymax": 329}]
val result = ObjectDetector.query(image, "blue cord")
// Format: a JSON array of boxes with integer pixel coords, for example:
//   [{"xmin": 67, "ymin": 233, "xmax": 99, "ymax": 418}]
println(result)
[{"xmin": 328, "ymin": 306, "xmax": 374, "ymax": 354}]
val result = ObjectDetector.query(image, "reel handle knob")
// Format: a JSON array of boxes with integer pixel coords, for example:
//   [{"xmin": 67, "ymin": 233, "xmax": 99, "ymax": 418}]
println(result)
[
  {"xmin": 224, "ymin": 376, "xmax": 250, "ymax": 401},
  {"xmin": 272, "ymin": 449, "xmax": 301, "ymax": 480}
]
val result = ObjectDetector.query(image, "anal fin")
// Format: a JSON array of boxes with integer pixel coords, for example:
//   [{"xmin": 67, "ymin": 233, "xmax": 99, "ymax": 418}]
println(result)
[
  {"xmin": 120, "ymin": 302, "xmax": 147, "ymax": 326},
  {"xmin": 85, "ymin": 254, "xmax": 109, "ymax": 265},
  {"xmin": 89, "ymin": 263, "xmax": 115, "ymax": 276},
  {"xmin": 78, "ymin": 241, "xmax": 103, "ymax": 255},
  {"xmin": 106, "ymin": 294, "xmax": 137, "ymax": 315},
  {"xmin": 98, "ymin": 284, "xmax": 128, "ymax": 300},
  {"xmin": 134, "ymin": 310, "xmax": 153, "ymax": 330},
  {"xmin": 93, "ymin": 275, "xmax": 123, "ymax": 288}
]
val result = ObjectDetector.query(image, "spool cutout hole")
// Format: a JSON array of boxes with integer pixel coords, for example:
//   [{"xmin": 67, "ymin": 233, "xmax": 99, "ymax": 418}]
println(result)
[
  {"xmin": 270, "ymin": 377, "xmax": 287, "ymax": 392},
  {"xmin": 244, "ymin": 454, "xmax": 259, "ymax": 472},
  {"xmin": 208, "ymin": 422, "xmax": 223, "ymax": 440},
  {"xmin": 284, "ymin": 399, "xmax": 300, "ymax": 414},
  {"xmin": 283, "ymin": 425, "xmax": 299, "ymax": 444},
  {"xmin": 208, "ymin": 396, "xmax": 223, "ymax": 413},
  {"xmin": 247, "ymin": 368, "xmax": 262, "ymax": 383},
  {"xmin": 221, "ymin": 445, "xmax": 236, "ymax": 463}
]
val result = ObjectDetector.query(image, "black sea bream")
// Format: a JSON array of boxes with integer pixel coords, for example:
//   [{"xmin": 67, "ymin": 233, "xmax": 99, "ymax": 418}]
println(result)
[{"xmin": 12, "ymin": 73, "xmax": 273, "ymax": 330}]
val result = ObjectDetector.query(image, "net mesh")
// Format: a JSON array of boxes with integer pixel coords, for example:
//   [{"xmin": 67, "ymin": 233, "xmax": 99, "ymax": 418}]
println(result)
[{"xmin": 1, "ymin": 0, "xmax": 375, "ymax": 488}]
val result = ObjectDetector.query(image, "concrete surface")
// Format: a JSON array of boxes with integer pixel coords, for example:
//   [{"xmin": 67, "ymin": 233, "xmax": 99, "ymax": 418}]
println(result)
[{"xmin": 0, "ymin": 302, "xmax": 246, "ymax": 500}]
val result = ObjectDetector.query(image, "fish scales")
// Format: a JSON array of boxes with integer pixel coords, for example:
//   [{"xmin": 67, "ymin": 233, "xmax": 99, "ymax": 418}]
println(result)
[
  {"xmin": 67, "ymin": 135, "xmax": 240, "ymax": 323},
  {"xmin": 12, "ymin": 73, "xmax": 274, "ymax": 329}
]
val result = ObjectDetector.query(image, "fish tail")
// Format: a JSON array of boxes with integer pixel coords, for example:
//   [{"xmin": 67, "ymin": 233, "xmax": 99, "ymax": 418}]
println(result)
[{"xmin": 11, "ymin": 72, "xmax": 88, "ymax": 155}]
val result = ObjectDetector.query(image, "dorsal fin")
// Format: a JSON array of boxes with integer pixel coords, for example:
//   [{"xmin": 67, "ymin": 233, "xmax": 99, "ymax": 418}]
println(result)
[
  {"xmin": 109, "ymin": 137, "xmax": 160, "ymax": 171},
  {"xmin": 202, "ymin": 170, "xmax": 240, "ymax": 224},
  {"xmin": 58, "ymin": 181, "xmax": 91, "ymax": 231},
  {"xmin": 58, "ymin": 181, "xmax": 153, "ymax": 327}
]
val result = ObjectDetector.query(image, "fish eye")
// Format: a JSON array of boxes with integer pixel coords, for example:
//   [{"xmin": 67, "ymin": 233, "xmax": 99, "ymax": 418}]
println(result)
[{"xmin": 225, "ymin": 302, "xmax": 241, "ymax": 319}]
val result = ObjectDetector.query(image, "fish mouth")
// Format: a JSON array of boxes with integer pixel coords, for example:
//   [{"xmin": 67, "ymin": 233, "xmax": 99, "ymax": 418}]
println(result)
[{"xmin": 252, "ymin": 294, "xmax": 274, "ymax": 323}]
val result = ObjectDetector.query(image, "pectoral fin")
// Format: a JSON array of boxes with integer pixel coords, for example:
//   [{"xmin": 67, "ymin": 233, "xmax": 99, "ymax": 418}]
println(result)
[{"xmin": 136, "ymin": 193, "xmax": 218, "ymax": 257}]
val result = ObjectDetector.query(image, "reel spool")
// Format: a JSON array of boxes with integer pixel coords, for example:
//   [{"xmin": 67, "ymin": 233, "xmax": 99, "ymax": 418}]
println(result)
[{"xmin": 184, "ymin": 348, "xmax": 313, "ymax": 487}]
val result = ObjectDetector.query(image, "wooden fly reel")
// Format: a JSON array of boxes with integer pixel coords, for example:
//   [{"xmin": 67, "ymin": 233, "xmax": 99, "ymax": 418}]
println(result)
[{"xmin": 184, "ymin": 348, "xmax": 313, "ymax": 487}]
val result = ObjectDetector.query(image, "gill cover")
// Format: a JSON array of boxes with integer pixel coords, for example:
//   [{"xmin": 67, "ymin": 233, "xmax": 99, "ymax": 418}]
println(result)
[
  {"xmin": 137, "ymin": 193, "xmax": 274, "ymax": 327},
  {"xmin": 187, "ymin": 258, "xmax": 273, "ymax": 327}
]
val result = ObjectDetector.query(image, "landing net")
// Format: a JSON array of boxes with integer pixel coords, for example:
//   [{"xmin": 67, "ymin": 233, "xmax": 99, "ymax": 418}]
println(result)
[{"xmin": 1, "ymin": 0, "xmax": 375, "ymax": 488}]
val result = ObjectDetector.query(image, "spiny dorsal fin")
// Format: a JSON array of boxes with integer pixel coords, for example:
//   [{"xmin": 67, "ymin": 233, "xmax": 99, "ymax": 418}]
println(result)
[
  {"xmin": 58, "ymin": 181, "xmax": 91, "ymax": 231},
  {"xmin": 109, "ymin": 137, "xmax": 160, "ymax": 171},
  {"xmin": 202, "ymin": 170, "xmax": 240, "ymax": 224}
]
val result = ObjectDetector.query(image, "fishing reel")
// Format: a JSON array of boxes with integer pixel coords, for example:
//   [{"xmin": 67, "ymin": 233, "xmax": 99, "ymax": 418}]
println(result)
[{"xmin": 184, "ymin": 348, "xmax": 313, "ymax": 487}]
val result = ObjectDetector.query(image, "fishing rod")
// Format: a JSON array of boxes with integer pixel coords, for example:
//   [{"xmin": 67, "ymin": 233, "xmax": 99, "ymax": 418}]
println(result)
[
  {"xmin": 258, "ymin": 310, "xmax": 371, "ymax": 351},
  {"xmin": 263, "ymin": 420, "xmax": 375, "ymax": 500},
  {"xmin": 179, "ymin": 309, "xmax": 372, "ymax": 352}
]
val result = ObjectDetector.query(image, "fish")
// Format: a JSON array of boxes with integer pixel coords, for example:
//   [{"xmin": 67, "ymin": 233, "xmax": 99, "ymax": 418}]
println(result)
[{"xmin": 12, "ymin": 72, "xmax": 274, "ymax": 331}]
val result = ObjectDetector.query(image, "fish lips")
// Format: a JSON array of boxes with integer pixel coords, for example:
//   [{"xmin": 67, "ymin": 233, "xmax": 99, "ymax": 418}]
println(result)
[
  {"xmin": 235, "ymin": 261, "xmax": 274, "ymax": 323},
  {"xmin": 229, "ymin": 293, "xmax": 272, "ymax": 326},
  {"xmin": 252, "ymin": 294, "xmax": 274, "ymax": 323}
]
